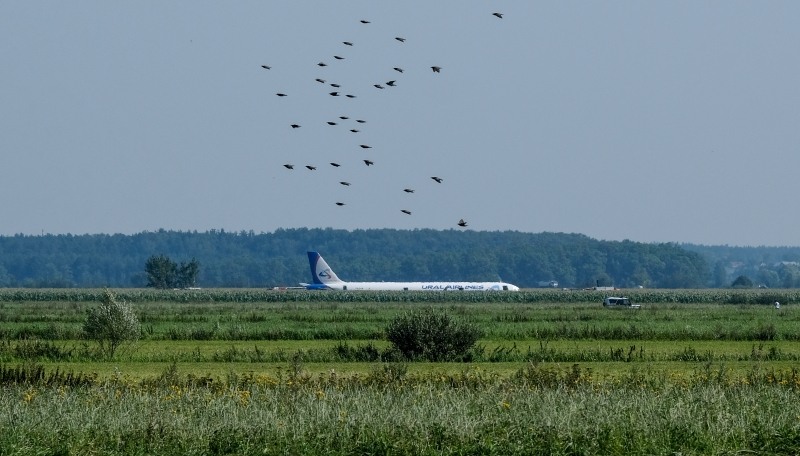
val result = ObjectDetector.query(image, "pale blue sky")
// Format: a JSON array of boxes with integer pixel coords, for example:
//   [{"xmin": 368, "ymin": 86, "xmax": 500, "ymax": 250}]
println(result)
[{"xmin": 2, "ymin": 2, "xmax": 798, "ymax": 246}]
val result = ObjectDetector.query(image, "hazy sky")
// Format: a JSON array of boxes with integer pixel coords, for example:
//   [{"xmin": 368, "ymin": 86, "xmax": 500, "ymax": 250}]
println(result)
[{"xmin": 2, "ymin": 2, "xmax": 799, "ymax": 246}]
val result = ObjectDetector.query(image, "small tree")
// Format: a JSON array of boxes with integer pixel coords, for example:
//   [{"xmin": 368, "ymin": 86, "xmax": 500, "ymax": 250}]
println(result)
[
  {"xmin": 145, "ymin": 254, "xmax": 177, "ymax": 289},
  {"xmin": 83, "ymin": 289, "xmax": 140, "ymax": 359},
  {"xmin": 145, "ymin": 254, "xmax": 200, "ymax": 289},
  {"xmin": 731, "ymin": 275, "xmax": 754, "ymax": 288},
  {"xmin": 176, "ymin": 258, "xmax": 200, "ymax": 288},
  {"xmin": 385, "ymin": 308, "xmax": 482, "ymax": 362}
]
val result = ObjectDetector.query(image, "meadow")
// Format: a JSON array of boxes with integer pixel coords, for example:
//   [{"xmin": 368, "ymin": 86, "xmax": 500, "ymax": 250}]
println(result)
[{"xmin": 2, "ymin": 288, "xmax": 800, "ymax": 455}]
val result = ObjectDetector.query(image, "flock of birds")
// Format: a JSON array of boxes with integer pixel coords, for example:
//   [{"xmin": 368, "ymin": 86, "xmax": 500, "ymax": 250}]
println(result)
[{"xmin": 265, "ymin": 10, "xmax": 505, "ymax": 228}]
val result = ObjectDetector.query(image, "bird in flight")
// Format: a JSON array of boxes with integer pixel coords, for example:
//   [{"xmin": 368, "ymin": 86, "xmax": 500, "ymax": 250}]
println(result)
[
  {"xmin": 336, "ymin": 202, "xmax": 346, "ymax": 206},
  {"xmin": 330, "ymin": 83, "xmax": 341, "ymax": 88},
  {"xmin": 401, "ymin": 209, "xmax": 411, "ymax": 215},
  {"xmin": 431, "ymin": 176, "xmax": 443, "ymax": 183},
  {"xmin": 318, "ymin": 62, "xmax": 327, "ymax": 67},
  {"xmin": 395, "ymin": 37, "xmax": 406, "ymax": 43},
  {"xmin": 340, "ymin": 181, "xmax": 351, "ymax": 186},
  {"xmin": 327, "ymin": 121, "xmax": 337, "ymax": 126},
  {"xmin": 458, "ymin": 219, "xmax": 468, "ymax": 227},
  {"xmin": 403, "ymin": 189, "xmax": 414, "ymax": 193},
  {"xmin": 290, "ymin": 124, "xmax": 301, "ymax": 129},
  {"xmin": 356, "ymin": 119, "xmax": 366, "ymax": 123},
  {"xmin": 345, "ymin": 94, "xmax": 356, "ymax": 98},
  {"xmin": 360, "ymin": 145, "xmax": 372, "ymax": 149},
  {"xmin": 431, "ymin": 66, "xmax": 441, "ymax": 73},
  {"xmin": 330, "ymin": 92, "xmax": 340, "ymax": 96},
  {"xmin": 315, "ymin": 78, "xmax": 326, "ymax": 83},
  {"xmin": 386, "ymin": 80, "xmax": 397, "ymax": 87},
  {"xmin": 261, "ymin": 65, "xmax": 271, "ymax": 70},
  {"xmin": 374, "ymin": 84, "xmax": 384, "ymax": 89},
  {"xmin": 393, "ymin": 67, "xmax": 404, "ymax": 73},
  {"xmin": 334, "ymin": 55, "xmax": 344, "ymax": 60},
  {"xmin": 330, "ymin": 162, "xmax": 341, "ymax": 167},
  {"xmin": 276, "ymin": 93, "xmax": 287, "ymax": 97},
  {"xmin": 360, "ymin": 19, "xmax": 370, "ymax": 24},
  {"xmin": 350, "ymin": 129, "xmax": 359, "ymax": 133},
  {"xmin": 305, "ymin": 165, "xmax": 317, "ymax": 170},
  {"xmin": 283, "ymin": 164, "xmax": 294, "ymax": 170},
  {"xmin": 339, "ymin": 116, "xmax": 349, "ymax": 120},
  {"xmin": 492, "ymin": 12, "xmax": 503, "ymax": 19},
  {"xmin": 343, "ymin": 41, "xmax": 353, "ymax": 46},
  {"xmin": 363, "ymin": 159, "xmax": 374, "ymax": 166}
]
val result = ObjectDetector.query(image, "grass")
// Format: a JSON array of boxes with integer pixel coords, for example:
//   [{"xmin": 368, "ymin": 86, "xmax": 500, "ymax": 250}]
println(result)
[
  {"xmin": 4, "ymin": 363, "xmax": 800, "ymax": 455},
  {"xmin": 2, "ymin": 289, "xmax": 800, "ymax": 454}
]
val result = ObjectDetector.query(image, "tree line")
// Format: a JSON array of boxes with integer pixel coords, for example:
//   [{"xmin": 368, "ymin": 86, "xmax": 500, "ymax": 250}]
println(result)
[{"xmin": 0, "ymin": 228, "xmax": 793, "ymax": 289}]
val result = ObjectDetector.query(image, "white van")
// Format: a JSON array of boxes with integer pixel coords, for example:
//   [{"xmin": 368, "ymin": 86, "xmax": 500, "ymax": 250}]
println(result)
[{"xmin": 602, "ymin": 296, "xmax": 641, "ymax": 309}]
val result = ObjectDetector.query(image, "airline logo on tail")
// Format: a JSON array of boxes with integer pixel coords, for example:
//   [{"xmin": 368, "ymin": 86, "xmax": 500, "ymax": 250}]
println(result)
[{"xmin": 308, "ymin": 251, "xmax": 341, "ymax": 286}]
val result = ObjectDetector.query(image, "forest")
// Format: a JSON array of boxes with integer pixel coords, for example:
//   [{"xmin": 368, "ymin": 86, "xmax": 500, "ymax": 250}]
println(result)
[{"xmin": 0, "ymin": 228, "xmax": 798, "ymax": 289}]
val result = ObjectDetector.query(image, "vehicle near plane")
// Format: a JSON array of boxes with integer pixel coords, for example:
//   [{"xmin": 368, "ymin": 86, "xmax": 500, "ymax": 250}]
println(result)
[
  {"xmin": 602, "ymin": 296, "xmax": 641, "ymax": 309},
  {"xmin": 301, "ymin": 251, "xmax": 520, "ymax": 291}
]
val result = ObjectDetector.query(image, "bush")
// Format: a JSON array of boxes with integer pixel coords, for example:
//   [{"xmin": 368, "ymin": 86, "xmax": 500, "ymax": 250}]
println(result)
[
  {"xmin": 83, "ymin": 289, "xmax": 140, "ymax": 359},
  {"xmin": 385, "ymin": 308, "xmax": 482, "ymax": 361}
]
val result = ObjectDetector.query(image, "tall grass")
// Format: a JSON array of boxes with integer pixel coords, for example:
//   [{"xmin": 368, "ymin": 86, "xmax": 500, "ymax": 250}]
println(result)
[{"xmin": 2, "ymin": 363, "xmax": 800, "ymax": 455}]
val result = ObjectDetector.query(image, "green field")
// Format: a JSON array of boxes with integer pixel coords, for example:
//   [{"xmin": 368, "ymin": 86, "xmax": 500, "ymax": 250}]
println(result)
[{"xmin": 2, "ymin": 289, "xmax": 800, "ymax": 455}]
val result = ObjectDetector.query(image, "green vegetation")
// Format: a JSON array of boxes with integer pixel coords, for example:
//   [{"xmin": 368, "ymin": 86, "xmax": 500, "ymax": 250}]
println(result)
[
  {"xmin": 145, "ymin": 254, "xmax": 200, "ymax": 289},
  {"xmin": 386, "ymin": 308, "xmax": 482, "ymax": 361},
  {"xmin": 2, "ymin": 288, "xmax": 800, "ymax": 454},
  {"xmin": 82, "ymin": 289, "xmax": 141, "ymax": 359}
]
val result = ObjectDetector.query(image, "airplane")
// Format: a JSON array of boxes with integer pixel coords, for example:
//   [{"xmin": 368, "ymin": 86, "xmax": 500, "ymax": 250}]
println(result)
[{"xmin": 301, "ymin": 251, "xmax": 520, "ymax": 291}]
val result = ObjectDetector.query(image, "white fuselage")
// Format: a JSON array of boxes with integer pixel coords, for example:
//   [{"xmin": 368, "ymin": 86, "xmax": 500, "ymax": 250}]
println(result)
[
  {"xmin": 305, "ymin": 251, "xmax": 521, "ymax": 292},
  {"xmin": 324, "ymin": 281, "xmax": 519, "ymax": 291}
]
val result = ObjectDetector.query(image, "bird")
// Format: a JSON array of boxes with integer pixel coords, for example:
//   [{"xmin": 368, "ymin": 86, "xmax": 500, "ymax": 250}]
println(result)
[
  {"xmin": 305, "ymin": 165, "xmax": 317, "ymax": 170},
  {"xmin": 276, "ymin": 93, "xmax": 287, "ymax": 97},
  {"xmin": 403, "ymin": 189, "xmax": 414, "ymax": 193},
  {"xmin": 431, "ymin": 176, "xmax": 443, "ymax": 183},
  {"xmin": 340, "ymin": 181, "xmax": 351, "ymax": 186},
  {"xmin": 374, "ymin": 84, "xmax": 384, "ymax": 89},
  {"xmin": 401, "ymin": 209, "xmax": 411, "ymax": 215},
  {"xmin": 334, "ymin": 55, "xmax": 344, "ymax": 60},
  {"xmin": 386, "ymin": 80, "xmax": 397, "ymax": 87},
  {"xmin": 339, "ymin": 116, "xmax": 349, "ymax": 120},
  {"xmin": 393, "ymin": 67, "xmax": 404, "ymax": 73},
  {"xmin": 360, "ymin": 145, "xmax": 372, "ymax": 149},
  {"xmin": 283, "ymin": 164, "xmax": 294, "ymax": 169},
  {"xmin": 356, "ymin": 119, "xmax": 366, "ymax": 123},
  {"xmin": 345, "ymin": 94, "xmax": 356, "ymax": 98},
  {"xmin": 343, "ymin": 41, "xmax": 353, "ymax": 46},
  {"xmin": 330, "ymin": 162, "xmax": 341, "ymax": 167},
  {"xmin": 261, "ymin": 65, "xmax": 271, "ymax": 70},
  {"xmin": 290, "ymin": 124, "xmax": 301, "ymax": 129},
  {"xmin": 360, "ymin": 19, "xmax": 370, "ymax": 24},
  {"xmin": 350, "ymin": 129, "xmax": 359, "ymax": 133},
  {"xmin": 330, "ymin": 83, "xmax": 341, "ymax": 88},
  {"xmin": 318, "ymin": 62, "xmax": 327, "ymax": 67},
  {"xmin": 330, "ymin": 92, "xmax": 340, "ymax": 96},
  {"xmin": 327, "ymin": 121, "xmax": 337, "ymax": 126},
  {"xmin": 315, "ymin": 78, "xmax": 326, "ymax": 83},
  {"xmin": 336, "ymin": 202, "xmax": 346, "ymax": 206},
  {"xmin": 431, "ymin": 66, "xmax": 441, "ymax": 73},
  {"xmin": 492, "ymin": 12, "xmax": 503, "ymax": 19},
  {"xmin": 363, "ymin": 159, "xmax": 374, "ymax": 166},
  {"xmin": 458, "ymin": 219, "xmax": 468, "ymax": 227},
  {"xmin": 395, "ymin": 37, "xmax": 406, "ymax": 42}
]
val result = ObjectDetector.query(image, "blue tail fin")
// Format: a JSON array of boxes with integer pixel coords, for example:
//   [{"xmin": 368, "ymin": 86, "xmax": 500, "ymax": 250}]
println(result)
[{"xmin": 307, "ymin": 251, "xmax": 342, "ymax": 286}]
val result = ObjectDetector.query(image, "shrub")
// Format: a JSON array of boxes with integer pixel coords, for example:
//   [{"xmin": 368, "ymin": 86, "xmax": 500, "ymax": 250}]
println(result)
[
  {"xmin": 82, "ymin": 289, "xmax": 140, "ymax": 359},
  {"xmin": 385, "ymin": 308, "xmax": 482, "ymax": 361}
]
